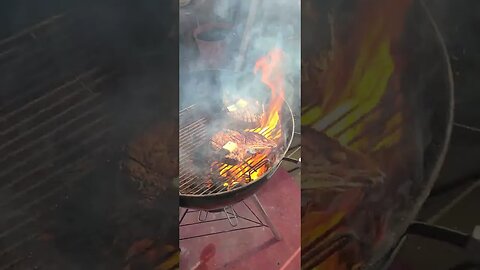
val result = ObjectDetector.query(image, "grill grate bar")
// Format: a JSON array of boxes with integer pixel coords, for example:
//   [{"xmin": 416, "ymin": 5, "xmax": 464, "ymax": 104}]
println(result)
[
  {"xmin": 0, "ymin": 114, "xmax": 108, "ymax": 190},
  {"xmin": 0, "ymin": 101, "xmax": 105, "ymax": 173},
  {"xmin": 179, "ymin": 176, "xmax": 201, "ymax": 193},
  {"xmin": 179, "ymin": 118, "xmax": 207, "ymax": 138},
  {"xmin": 0, "ymin": 132, "xmax": 109, "ymax": 239},
  {"xmin": 179, "ymin": 122, "xmax": 206, "ymax": 146},
  {"xmin": 179, "ymin": 118, "xmax": 208, "ymax": 159},
  {"xmin": 178, "ymin": 170, "xmax": 197, "ymax": 183},
  {"xmin": 179, "ymin": 104, "xmax": 198, "ymax": 119},
  {"xmin": 199, "ymin": 158, "xmax": 270, "ymax": 195},
  {"xmin": 178, "ymin": 117, "xmax": 208, "ymax": 187},
  {"xmin": 179, "ymin": 167, "xmax": 203, "ymax": 189},
  {"xmin": 0, "ymin": 101, "xmax": 104, "ymax": 169},
  {"xmin": 0, "ymin": 68, "xmax": 100, "ymax": 122},
  {"xmin": 189, "ymin": 164, "xmax": 243, "ymax": 195},
  {"xmin": 0, "ymin": 148, "xmax": 107, "ymax": 270},
  {"xmin": 0, "ymin": 140, "xmax": 106, "ymax": 210},
  {"xmin": 0, "ymin": 75, "xmax": 106, "ymax": 156},
  {"xmin": 0, "ymin": 25, "xmax": 77, "ymax": 87},
  {"xmin": 179, "ymin": 146, "xmax": 272, "ymax": 195},
  {"xmin": 0, "ymin": 232, "xmax": 41, "ymax": 270},
  {"xmin": 179, "ymin": 128, "xmax": 207, "ymax": 156},
  {"xmin": 0, "ymin": 42, "xmax": 107, "ymax": 114},
  {"xmin": 0, "ymin": 14, "xmax": 65, "ymax": 49},
  {"xmin": 0, "ymin": 17, "xmax": 74, "ymax": 66},
  {"xmin": 0, "ymin": 158, "xmax": 90, "ymax": 208}
]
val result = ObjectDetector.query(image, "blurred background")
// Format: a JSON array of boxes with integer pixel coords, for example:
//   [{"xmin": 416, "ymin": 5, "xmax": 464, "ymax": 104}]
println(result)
[{"xmin": 390, "ymin": 0, "xmax": 480, "ymax": 269}]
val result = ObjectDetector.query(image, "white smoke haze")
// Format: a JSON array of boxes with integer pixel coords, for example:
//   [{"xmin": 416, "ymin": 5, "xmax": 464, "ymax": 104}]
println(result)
[
  {"xmin": 179, "ymin": 0, "xmax": 300, "ymax": 181},
  {"xmin": 179, "ymin": 0, "xmax": 300, "ymax": 116}
]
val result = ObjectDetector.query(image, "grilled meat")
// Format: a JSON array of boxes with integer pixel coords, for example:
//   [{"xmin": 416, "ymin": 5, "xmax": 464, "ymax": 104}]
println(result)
[
  {"xmin": 224, "ymin": 98, "xmax": 265, "ymax": 129},
  {"xmin": 302, "ymin": 127, "xmax": 384, "ymax": 191},
  {"xmin": 211, "ymin": 129, "xmax": 276, "ymax": 162}
]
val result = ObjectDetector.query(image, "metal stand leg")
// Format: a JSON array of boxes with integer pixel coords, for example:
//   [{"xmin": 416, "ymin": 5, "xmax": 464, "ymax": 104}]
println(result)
[
  {"xmin": 252, "ymin": 194, "xmax": 282, "ymax": 241},
  {"xmin": 179, "ymin": 209, "xmax": 188, "ymax": 224},
  {"xmin": 224, "ymin": 206, "xmax": 239, "ymax": 227}
]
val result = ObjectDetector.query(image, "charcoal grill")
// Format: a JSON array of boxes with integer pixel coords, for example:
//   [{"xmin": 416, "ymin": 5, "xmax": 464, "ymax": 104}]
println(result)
[{"xmin": 179, "ymin": 71, "xmax": 295, "ymax": 210}]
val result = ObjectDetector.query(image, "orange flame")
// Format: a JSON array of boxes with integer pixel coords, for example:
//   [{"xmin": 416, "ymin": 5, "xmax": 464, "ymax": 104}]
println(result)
[
  {"xmin": 217, "ymin": 48, "xmax": 286, "ymax": 189},
  {"xmin": 249, "ymin": 48, "xmax": 285, "ymax": 140}
]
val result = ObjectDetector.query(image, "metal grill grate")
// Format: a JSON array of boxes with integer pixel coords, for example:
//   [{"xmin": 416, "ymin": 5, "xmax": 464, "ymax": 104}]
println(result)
[
  {"xmin": 179, "ymin": 105, "xmax": 276, "ymax": 196},
  {"xmin": 0, "ymin": 15, "xmax": 114, "ymax": 268}
]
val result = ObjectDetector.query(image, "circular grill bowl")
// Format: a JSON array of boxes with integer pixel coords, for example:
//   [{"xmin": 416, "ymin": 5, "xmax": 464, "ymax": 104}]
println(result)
[{"xmin": 179, "ymin": 70, "xmax": 295, "ymax": 210}]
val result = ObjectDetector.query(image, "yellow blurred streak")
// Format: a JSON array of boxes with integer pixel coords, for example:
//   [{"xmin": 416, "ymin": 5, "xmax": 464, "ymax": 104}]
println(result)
[
  {"xmin": 301, "ymin": 212, "xmax": 345, "ymax": 247},
  {"xmin": 374, "ymin": 128, "xmax": 402, "ymax": 151},
  {"xmin": 326, "ymin": 39, "xmax": 394, "ymax": 146},
  {"xmin": 154, "ymin": 250, "xmax": 180, "ymax": 270},
  {"xmin": 302, "ymin": 106, "xmax": 324, "ymax": 126}
]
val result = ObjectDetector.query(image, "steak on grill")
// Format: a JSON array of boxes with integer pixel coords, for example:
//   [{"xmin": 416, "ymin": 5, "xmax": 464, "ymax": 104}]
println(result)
[{"xmin": 211, "ymin": 129, "xmax": 277, "ymax": 162}]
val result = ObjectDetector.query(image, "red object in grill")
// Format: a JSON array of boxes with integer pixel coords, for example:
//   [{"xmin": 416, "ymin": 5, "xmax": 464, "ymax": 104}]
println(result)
[{"xmin": 193, "ymin": 23, "xmax": 232, "ymax": 69}]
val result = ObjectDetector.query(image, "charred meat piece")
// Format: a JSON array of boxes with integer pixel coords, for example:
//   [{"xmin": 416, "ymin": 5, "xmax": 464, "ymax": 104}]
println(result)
[
  {"xmin": 224, "ymin": 98, "xmax": 265, "ymax": 129},
  {"xmin": 211, "ymin": 129, "xmax": 276, "ymax": 162},
  {"xmin": 302, "ymin": 127, "xmax": 385, "ymax": 191}
]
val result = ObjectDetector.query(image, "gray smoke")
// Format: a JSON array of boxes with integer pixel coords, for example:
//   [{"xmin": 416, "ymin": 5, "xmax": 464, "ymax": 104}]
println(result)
[
  {"xmin": 179, "ymin": 0, "xmax": 300, "ymax": 116},
  {"xmin": 179, "ymin": 0, "xmax": 300, "ymax": 188}
]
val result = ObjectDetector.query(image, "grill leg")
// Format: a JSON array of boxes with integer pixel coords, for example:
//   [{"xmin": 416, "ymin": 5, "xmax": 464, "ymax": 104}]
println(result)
[
  {"xmin": 224, "ymin": 206, "xmax": 239, "ymax": 227},
  {"xmin": 179, "ymin": 209, "xmax": 189, "ymax": 224},
  {"xmin": 252, "ymin": 194, "xmax": 282, "ymax": 241}
]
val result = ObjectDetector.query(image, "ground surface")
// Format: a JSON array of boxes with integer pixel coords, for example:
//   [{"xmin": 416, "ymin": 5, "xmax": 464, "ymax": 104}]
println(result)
[{"xmin": 179, "ymin": 169, "xmax": 300, "ymax": 270}]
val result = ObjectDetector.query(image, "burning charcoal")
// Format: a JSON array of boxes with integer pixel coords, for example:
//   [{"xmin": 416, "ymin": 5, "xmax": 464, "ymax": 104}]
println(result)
[{"xmin": 208, "ymin": 165, "xmax": 248, "ymax": 191}]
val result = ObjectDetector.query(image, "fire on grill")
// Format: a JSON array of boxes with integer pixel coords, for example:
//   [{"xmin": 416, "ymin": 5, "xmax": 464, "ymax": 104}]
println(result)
[
  {"xmin": 224, "ymin": 98, "xmax": 265, "ymax": 129},
  {"xmin": 207, "ymin": 49, "xmax": 286, "ymax": 190},
  {"xmin": 211, "ymin": 129, "xmax": 277, "ymax": 163},
  {"xmin": 180, "ymin": 48, "xmax": 291, "ymax": 201}
]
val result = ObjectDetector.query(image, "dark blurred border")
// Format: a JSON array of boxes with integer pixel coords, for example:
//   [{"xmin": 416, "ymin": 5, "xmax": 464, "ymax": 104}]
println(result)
[{"xmin": 0, "ymin": 1, "xmax": 179, "ymax": 269}]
